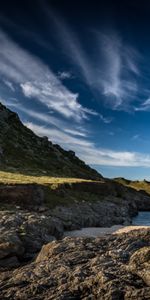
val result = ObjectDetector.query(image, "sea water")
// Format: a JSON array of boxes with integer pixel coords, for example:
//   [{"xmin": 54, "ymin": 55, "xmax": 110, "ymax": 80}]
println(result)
[{"xmin": 132, "ymin": 211, "xmax": 150, "ymax": 226}]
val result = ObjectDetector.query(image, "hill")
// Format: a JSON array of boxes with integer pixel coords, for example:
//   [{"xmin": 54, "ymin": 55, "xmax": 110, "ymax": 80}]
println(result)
[{"xmin": 0, "ymin": 102, "xmax": 102, "ymax": 180}]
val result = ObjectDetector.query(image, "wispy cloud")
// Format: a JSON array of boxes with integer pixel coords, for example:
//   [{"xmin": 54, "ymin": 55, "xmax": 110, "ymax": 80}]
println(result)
[
  {"xmin": 46, "ymin": 7, "xmax": 140, "ymax": 110},
  {"xmin": 57, "ymin": 71, "xmax": 73, "ymax": 80},
  {"xmin": 24, "ymin": 122, "xmax": 91, "ymax": 148},
  {"xmin": 41, "ymin": 4, "xmax": 95, "ymax": 87},
  {"xmin": 2, "ymin": 100, "xmax": 90, "ymax": 140},
  {"xmin": 25, "ymin": 120, "xmax": 150, "ymax": 167},
  {"xmin": 3, "ymin": 96, "xmax": 150, "ymax": 168},
  {"xmin": 95, "ymin": 31, "xmax": 140, "ymax": 109},
  {"xmin": 0, "ymin": 30, "xmax": 98, "ymax": 122},
  {"xmin": 3, "ymin": 79, "xmax": 15, "ymax": 92},
  {"xmin": 1, "ymin": 97, "xmax": 19, "ymax": 107},
  {"xmin": 99, "ymin": 113, "xmax": 112, "ymax": 124},
  {"xmin": 0, "ymin": 14, "xmax": 53, "ymax": 52},
  {"xmin": 132, "ymin": 134, "xmax": 140, "ymax": 140},
  {"xmin": 64, "ymin": 128, "xmax": 87, "ymax": 137},
  {"xmin": 135, "ymin": 97, "xmax": 150, "ymax": 111}
]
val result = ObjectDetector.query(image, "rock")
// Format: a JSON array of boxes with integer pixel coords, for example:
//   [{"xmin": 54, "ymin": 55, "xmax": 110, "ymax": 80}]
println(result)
[
  {"xmin": 0, "ymin": 240, "xmax": 24, "ymax": 260},
  {"xmin": 50, "ymin": 198, "xmax": 136, "ymax": 230},
  {"xmin": 0, "ymin": 210, "xmax": 64, "ymax": 269},
  {"xmin": 1, "ymin": 229, "xmax": 150, "ymax": 299},
  {"xmin": 0, "ymin": 184, "xmax": 44, "ymax": 208},
  {"xmin": 0, "ymin": 256, "xmax": 20, "ymax": 269},
  {"xmin": 1, "ymin": 177, "xmax": 150, "ymax": 233},
  {"xmin": 0, "ymin": 230, "xmax": 24, "ymax": 270},
  {"xmin": 128, "ymin": 246, "xmax": 150, "ymax": 286}
]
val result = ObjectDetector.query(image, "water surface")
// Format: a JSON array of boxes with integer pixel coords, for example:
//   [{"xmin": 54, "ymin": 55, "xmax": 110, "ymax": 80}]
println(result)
[{"xmin": 132, "ymin": 211, "xmax": 150, "ymax": 226}]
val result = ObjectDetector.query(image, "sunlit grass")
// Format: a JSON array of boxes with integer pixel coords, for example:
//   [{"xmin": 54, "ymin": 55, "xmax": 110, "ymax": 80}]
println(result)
[
  {"xmin": 129, "ymin": 181, "xmax": 150, "ymax": 194},
  {"xmin": 0, "ymin": 170, "xmax": 96, "ymax": 186},
  {"xmin": 114, "ymin": 178, "xmax": 150, "ymax": 195}
]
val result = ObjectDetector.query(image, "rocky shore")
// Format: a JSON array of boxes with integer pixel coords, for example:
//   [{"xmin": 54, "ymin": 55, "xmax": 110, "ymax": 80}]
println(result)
[
  {"xmin": 1, "ymin": 180, "xmax": 150, "ymax": 270},
  {"xmin": 0, "ymin": 180, "xmax": 150, "ymax": 299},
  {"xmin": 1, "ymin": 228, "xmax": 150, "ymax": 299}
]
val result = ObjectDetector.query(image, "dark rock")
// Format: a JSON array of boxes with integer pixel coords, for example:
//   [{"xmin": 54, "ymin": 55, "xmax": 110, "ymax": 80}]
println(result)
[
  {"xmin": 0, "ymin": 256, "xmax": 20, "ymax": 269},
  {"xmin": 0, "ymin": 211, "xmax": 64, "ymax": 269},
  {"xmin": 0, "ymin": 184, "xmax": 44, "ymax": 208}
]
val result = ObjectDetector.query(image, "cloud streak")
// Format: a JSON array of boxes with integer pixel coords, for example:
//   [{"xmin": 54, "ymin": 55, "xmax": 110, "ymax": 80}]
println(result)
[
  {"xmin": 46, "ymin": 7, "xmax": 140, "ymax": 110},
  {"xmin": 0, "ymin": 30, "xmax": 98, "ymax": 122},
  {"xmin": 98, "ymin": 32, "xmax": 140, "ymax": 109},
  {"xmin": 135, "ymin": 97, "xmax": 150, "ymax": 111},
  {"xmin": 25, "ymin": 120, "xmax": 150, "ymax": 167},
  {"xmin": 57, "ymin": 71, "xmax": 73, "ymax": 80},
  {"xmin": 2, "ymin": 99, "xmax": 89, "ymax": 139}
]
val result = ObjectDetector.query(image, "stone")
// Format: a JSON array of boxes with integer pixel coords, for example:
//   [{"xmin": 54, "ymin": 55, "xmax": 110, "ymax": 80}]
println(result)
[
  {"xmin": 128, "ymin": 246, "xmax": 150, "ymax": 286},
  {"xmin": 0, "ymin": 210, "xmax": 64, "ymax": 269},
  {"xmin": 1, "ymin": 229, "xmax": 150, "ymax": 299},
  {"xmin": 0, "ymin": 184, "xmax": 44, "ymax": 208}
]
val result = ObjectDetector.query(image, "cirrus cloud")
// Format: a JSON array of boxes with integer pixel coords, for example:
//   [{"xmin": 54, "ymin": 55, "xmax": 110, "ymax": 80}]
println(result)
[{"xmin": 0, "ymin": 30, "xmax": 98, "ymax": 122}]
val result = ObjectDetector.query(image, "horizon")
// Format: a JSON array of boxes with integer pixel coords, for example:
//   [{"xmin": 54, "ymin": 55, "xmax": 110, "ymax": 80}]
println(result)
[{"xmin": 1, "ymin": 0, "xmax": 150, "ymax": 180}]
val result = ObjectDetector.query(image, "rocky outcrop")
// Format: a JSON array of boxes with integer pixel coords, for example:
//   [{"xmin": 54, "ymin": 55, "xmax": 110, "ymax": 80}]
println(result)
[
  {"xmin": 0, "ymin": 210, "xmax": 64, "ymax": 269},
  {"xmin": 50, "ymin": 198, "xmax": 136, "ymax": 230},
  {"xmin": 0, "ymin": 229, "xmax": 150, "ymax": 299}
]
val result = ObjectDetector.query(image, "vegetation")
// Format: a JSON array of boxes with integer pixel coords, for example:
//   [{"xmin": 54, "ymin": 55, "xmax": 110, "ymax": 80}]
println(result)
[
  {"xmin": 114, "ymin": 177, "xmax": 150, "ymax": 195},
  {"xmin": 0, "ymin": 170, "xmax": 95, "ymax": 186}
]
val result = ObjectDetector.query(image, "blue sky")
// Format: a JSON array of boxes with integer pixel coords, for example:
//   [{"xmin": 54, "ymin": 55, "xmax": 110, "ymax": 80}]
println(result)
[{"xmin": 1, "ymin": 0, "xmax": 150, "ymax": 179}]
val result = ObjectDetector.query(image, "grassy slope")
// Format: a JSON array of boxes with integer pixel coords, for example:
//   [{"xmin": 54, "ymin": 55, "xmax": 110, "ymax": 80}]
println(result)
[
  {"xmin": 114, "ymin": 177, "xmax": 150, "ymax": 195},
  {"xmin": 0, "ymin": 170, "xmax": 95, "ymax": 185}
]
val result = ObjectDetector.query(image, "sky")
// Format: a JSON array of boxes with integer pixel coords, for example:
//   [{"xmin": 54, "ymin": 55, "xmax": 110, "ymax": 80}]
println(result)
[{"xmin": 1, "ymin": 0, "xmax": 150, "ymax": 179}]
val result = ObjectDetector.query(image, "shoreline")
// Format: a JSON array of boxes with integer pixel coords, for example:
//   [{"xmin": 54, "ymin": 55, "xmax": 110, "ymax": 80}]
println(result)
[{"xmin": 63, "ymin": 225, "xmax": 150, "ymax": 238}]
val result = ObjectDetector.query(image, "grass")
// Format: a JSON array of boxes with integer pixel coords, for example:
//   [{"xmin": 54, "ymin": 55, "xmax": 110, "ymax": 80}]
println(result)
[
  {"xmin": 114, "ymin": 178, "xmax": 150, "ymax": 195},
  {"xmin": 129, "ymin": 181, "xmax": 150, "ymax": 194},
  {"xmin": 0, "ymin": 170, "xmax": 95, "ymax": 186}
]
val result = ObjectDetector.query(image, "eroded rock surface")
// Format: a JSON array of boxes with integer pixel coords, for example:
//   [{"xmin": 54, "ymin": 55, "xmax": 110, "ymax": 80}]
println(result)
[{"xmin": 1, "ymin": 229, "xmax": 150, "ymax": 299}]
